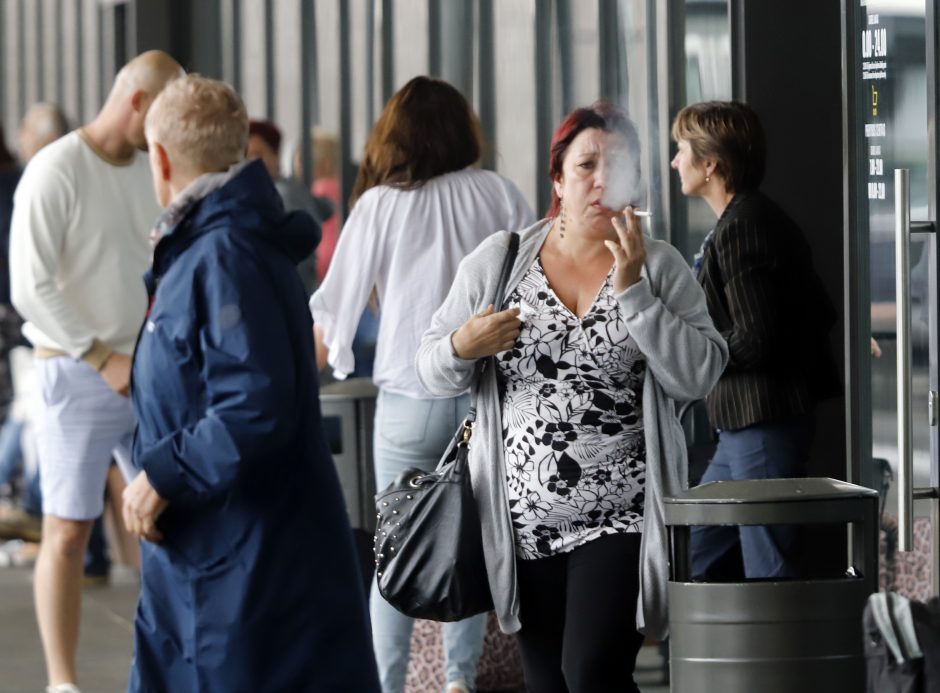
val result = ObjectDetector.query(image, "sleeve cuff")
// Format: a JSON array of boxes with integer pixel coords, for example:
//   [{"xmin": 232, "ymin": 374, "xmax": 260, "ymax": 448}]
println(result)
[
  {"xmin": 414, "ymin": 330, "xmax": 477, "ymax": 397},
  {"xmin": 445, "ymin": 330, "xmax": 479, "ymax": 368},
  {"xmin": 615, "ymin": 277, "xmax": 657, "ymax": 316},
  {"xmin": 81, "ymin": 339, "xmax": 113, "ymax": 371},
  {"xmin": 140, "ymin": 436, "xmax": 189, "ymax": 503},
  {"xmin": 311, "ymin": 295, "xmax": 356, "ymax": 379}
]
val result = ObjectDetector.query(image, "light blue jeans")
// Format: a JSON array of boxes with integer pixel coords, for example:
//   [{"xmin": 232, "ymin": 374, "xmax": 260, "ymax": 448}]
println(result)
[{"xmin": 371, "ymin": 389, "xmax": 486, "ymax": 693}]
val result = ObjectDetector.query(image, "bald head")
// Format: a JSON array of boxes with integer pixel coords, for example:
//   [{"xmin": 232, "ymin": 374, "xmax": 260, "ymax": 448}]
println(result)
[
  {"xmin": 95, "ymin": 50, "xmax": 183, "ymax": 152},
  {"xmin": 112, "ymin": 50, "xmax": 184, "ymax": 101}
]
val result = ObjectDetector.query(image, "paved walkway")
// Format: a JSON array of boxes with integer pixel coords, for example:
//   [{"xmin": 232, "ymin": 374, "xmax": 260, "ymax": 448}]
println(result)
[
  {"xmin": 0, "ymin": 563, "xmax": 138, "ymax": 692},
  {"xmin": 0, "ymin": 561, "xmax": 670, "ymax": 692}
]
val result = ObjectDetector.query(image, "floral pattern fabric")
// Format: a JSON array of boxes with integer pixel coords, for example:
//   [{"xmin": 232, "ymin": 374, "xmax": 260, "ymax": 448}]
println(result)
[{"xmin": 497, "ymin": 256, "xmax": 646, "ymax": 560}]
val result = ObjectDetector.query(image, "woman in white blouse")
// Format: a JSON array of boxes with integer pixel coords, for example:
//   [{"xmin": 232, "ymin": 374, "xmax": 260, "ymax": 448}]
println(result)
[{"xmin": 309, "ymin": 76, "xmax": 534, "ymax": 693}]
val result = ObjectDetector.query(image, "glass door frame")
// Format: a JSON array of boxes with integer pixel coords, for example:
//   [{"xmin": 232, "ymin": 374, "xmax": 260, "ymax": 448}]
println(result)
[
  {"xmin": 842, "ymin": 0, "xmax": 872, "ymax": 495},
  {"xmin": 924, "ymin": 0, "xmax": 940, "ymax": 591},
  {"xmin": 843, "ymin": 0, "xmax": 940, "ymax": 592}
]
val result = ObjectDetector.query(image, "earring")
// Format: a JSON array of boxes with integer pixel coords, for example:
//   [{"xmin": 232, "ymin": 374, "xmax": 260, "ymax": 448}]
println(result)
[
  {"xmin": 558, "ymin": 204, "xmax": 566, "ymax": 240},
  {"xmin": 705, "ymin": 175, "xmax": 711, "ymax": 183}
]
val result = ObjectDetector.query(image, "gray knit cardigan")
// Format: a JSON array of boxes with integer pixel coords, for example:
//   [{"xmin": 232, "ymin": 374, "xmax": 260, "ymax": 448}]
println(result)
[{"xmin": 415, "ymin": 219, "xmax": 728, "ymax": 637}]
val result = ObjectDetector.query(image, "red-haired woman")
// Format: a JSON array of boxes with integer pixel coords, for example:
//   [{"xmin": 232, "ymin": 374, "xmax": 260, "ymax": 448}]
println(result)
[
  {"xmin": 310, "ymin": 76, "xmax": 534, "ymax": 693},
  {"xmin": 417, "ymin": 102, "xmax": 727, "ymax": 692}
]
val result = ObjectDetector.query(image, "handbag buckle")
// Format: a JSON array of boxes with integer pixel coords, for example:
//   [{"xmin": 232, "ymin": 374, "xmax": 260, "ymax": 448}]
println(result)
[{"xmin": 458, "ymin": 421, "xmax": 474, "ymax": 447}]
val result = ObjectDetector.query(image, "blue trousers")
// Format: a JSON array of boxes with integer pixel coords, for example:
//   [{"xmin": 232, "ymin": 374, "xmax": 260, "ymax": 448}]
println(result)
[
  {"xmin": 0, "ymin": 418, "xmax": 41, "ymax": 515},
  {"xmin": 691, "ymin": 414, "xmax": 814, "ymax": 579},
  {"xmin": 0, "ymin": 418, "xmax": 23, "ymax": 489}
]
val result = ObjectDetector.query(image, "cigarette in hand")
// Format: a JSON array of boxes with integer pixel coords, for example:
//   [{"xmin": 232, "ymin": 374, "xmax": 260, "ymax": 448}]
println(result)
[
  {"xmin": 514, "ymin": 300, "xmax": 537, "ymax": 322},
  {"xmin": 632, "ymin": 210, "xmax": 653, "ymax": 218}
]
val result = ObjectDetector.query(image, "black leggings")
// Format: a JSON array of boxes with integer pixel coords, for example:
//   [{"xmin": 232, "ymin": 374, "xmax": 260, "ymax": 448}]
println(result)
[{"xmin": 514, "ymin": 532, "xmax": 645, "ymax": 693}]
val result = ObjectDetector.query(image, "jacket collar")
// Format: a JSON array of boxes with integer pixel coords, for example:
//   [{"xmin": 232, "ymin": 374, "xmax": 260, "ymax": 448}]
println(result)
[{"xmin": 150, "ymin": 160, "xmax": 253, "ymax": 246}]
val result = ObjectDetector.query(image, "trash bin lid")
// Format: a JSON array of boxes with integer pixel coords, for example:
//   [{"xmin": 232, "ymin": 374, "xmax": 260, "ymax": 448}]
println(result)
[
  {"xmin": 320, "ymin": 378, "xmax": 379, "ymax": 401},
  {"xmin": 664, "ymin": 477, "xmax": 878, "ymax": 526},
  {"xmin": 666, "ymin": 477, "xmax": 878, "ymax": 505}
]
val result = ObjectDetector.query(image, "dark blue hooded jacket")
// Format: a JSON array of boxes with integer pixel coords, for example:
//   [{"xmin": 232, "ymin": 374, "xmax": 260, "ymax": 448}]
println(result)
[{"xmin": 128, "ymin": 161, "xmax": 379, "ymax": 692}]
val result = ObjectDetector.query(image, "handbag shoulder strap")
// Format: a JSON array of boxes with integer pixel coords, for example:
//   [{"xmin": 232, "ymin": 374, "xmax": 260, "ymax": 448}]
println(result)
[
  {"xmin": 885, "ymin": 592, "xmax": 912, "ymax": 661},
  {"xmin": 464, "ymin": 232, "xmax": 519, "ymax": 428},
  {"xmin": 491, "ymin": 231, "xmax": 520, "ymax": 314}
]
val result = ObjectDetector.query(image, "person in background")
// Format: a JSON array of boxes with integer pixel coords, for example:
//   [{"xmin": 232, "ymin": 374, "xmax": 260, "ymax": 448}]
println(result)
[
  {"xmin": 0, "ymin": 344, "xmax": 41, "ymax": 570},
  {"xmin": 311, "ymin": 75, "xmax": 534, "ymax": 693},
  {"xmin": 124, "ymin": 74, "xmax": 379, "ymax": 692},
  {"xmin": 10, "ymin": 52, "xmax": 182, "ymax": 693},
  {"xmin": 246, "ymin": 118, "xmax": 332, "ymax": 294},
  {"xmin": 0, "ymin": 122, "xmax": 18, "ymax": 253},
  {"xmin": 17, "ymin": 103, "xmax": 71, "ymax": 165},
  {"xmin": 0, "ymin": 104, "xmax": 121, "ymax": 583},
  {"xmin": 0, "ymin": 122, "xmax": 23, "ymax": 508},
  {"xmin": 0, "ymin": 121, "xmax": 21, "ymax": 420},
  {"xmin": 311, "ymin": 126, "xmax": 342, "ymax": 283},
  {"xmin": 0, "ymin": 106, "xmax": 73, "ymax": 561},
  {"xmin": 415, "ymin": 101, "xmax": 726, "ymax": 693},
  {"xmin": 671, "ymin": 101, "xmax": 840, "ymax": 580}
]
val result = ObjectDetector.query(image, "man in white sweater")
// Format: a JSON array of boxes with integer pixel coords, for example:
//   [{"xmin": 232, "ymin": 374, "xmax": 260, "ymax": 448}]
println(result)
[{"xmin": 9, "ymin": 50, "xmax": 182, "ymax": 693}]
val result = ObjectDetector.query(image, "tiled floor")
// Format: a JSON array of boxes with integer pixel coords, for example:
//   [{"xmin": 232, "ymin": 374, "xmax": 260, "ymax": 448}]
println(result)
[{"xmin": 0, "ymin": 562, "xmax": 671, "ymax": 693}]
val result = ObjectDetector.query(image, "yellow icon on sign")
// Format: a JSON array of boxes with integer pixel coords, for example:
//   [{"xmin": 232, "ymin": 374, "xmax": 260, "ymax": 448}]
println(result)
[{"xmin": 872, "ymin": 85, "xmax": 879, "ymax": 116}]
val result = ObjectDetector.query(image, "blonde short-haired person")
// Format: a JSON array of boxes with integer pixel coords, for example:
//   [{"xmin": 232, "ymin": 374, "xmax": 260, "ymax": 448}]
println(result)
[
  {"xmin": 123, "ymin": 74, "xmax": 379, "ymax": 692},
  {"xmin": 10, "ymin": 50, "xmax": 182, "ymax": 693}
]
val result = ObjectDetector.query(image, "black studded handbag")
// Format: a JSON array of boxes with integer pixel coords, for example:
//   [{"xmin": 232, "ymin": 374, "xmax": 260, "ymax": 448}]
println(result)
[{"xmin": 373, "ymin": 232, "xmax": 519, "ymax": 622}]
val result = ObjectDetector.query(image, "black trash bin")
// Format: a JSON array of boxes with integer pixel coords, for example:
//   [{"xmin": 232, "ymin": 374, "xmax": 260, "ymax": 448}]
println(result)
[
  {"xmin": 319, "ymin": 378, "xmax": 378, "ymax": 588},
  {"xmin": 665, "ymin": 477, "xmax": 879, "ymax": 693}
]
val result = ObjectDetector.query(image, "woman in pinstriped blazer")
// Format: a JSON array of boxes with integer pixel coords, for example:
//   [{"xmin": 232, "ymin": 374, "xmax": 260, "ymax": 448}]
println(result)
[{"xmin": 670, "ymin": 101, "xmax": 840, "ymax": 580}]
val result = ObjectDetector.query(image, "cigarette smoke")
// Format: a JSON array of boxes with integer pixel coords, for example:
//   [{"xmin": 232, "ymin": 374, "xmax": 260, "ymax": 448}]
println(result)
[{"xmin": 599, "ymin": 138, "xmax": 645, "ymax": 212}]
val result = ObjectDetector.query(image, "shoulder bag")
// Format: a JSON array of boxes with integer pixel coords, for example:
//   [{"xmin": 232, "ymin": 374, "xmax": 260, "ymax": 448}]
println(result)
[{"xmin": 373, "ymin": 232, "xmax": 519, "ymax": 621}]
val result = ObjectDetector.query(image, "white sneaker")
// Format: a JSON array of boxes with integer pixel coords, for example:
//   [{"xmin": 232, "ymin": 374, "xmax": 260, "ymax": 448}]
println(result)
[
  {"xmin": 445, "ymin": 680, "xmax": 471, "ymax": 693},
  {"xmin": 46, "ymin": 684, "xmax": 81, "ymax": 693},
  {"xmin": 0, "ymin": 540, "xmax": 15, "ymax": 567}
]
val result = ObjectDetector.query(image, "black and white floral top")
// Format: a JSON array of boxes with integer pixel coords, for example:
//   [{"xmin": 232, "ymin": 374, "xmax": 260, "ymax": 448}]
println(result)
[{"xmin": 497, "ymin": 256, "xmax": 647, "ymax": 560}]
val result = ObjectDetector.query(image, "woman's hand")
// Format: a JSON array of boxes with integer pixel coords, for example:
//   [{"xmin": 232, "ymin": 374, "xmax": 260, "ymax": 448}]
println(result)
[
  {"xmin": 313, "ymin": 324, "xmax": 329, "ymax": 372},
  {"xmin": 450, "ymin": 305, "xmax": 522, "ymax": 360},
  {"xmin": 605, "ymin": 207, "xmax": 646, "ymax": 294}
]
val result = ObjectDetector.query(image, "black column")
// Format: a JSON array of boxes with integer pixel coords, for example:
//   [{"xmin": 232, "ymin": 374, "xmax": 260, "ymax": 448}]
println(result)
[
  {"xmin": 133, "ymin": 0, "xmax": 221, "ymax": 76},
  {"xmin": 729, "ymin": 0, "xmax": 846, "ymax": 481}
]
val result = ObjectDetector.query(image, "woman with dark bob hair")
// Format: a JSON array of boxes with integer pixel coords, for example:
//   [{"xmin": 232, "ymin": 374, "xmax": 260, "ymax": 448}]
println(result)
[
  {"xmin": 310, "ymin": 76, "xmax": 533, "ymax": 693},
  {"xmin": 417, "ymin": 101, "xmax": 727, "ymax": 692},
  {"xmin": 671, "ymin": 101, "xmax": 839, "ymax": 580}
]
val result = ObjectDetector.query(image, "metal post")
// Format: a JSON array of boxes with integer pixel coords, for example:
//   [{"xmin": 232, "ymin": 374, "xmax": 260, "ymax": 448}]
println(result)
[{"xmin": 896, "ymin": 168, "xmax": 914, "ymax": 552}]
